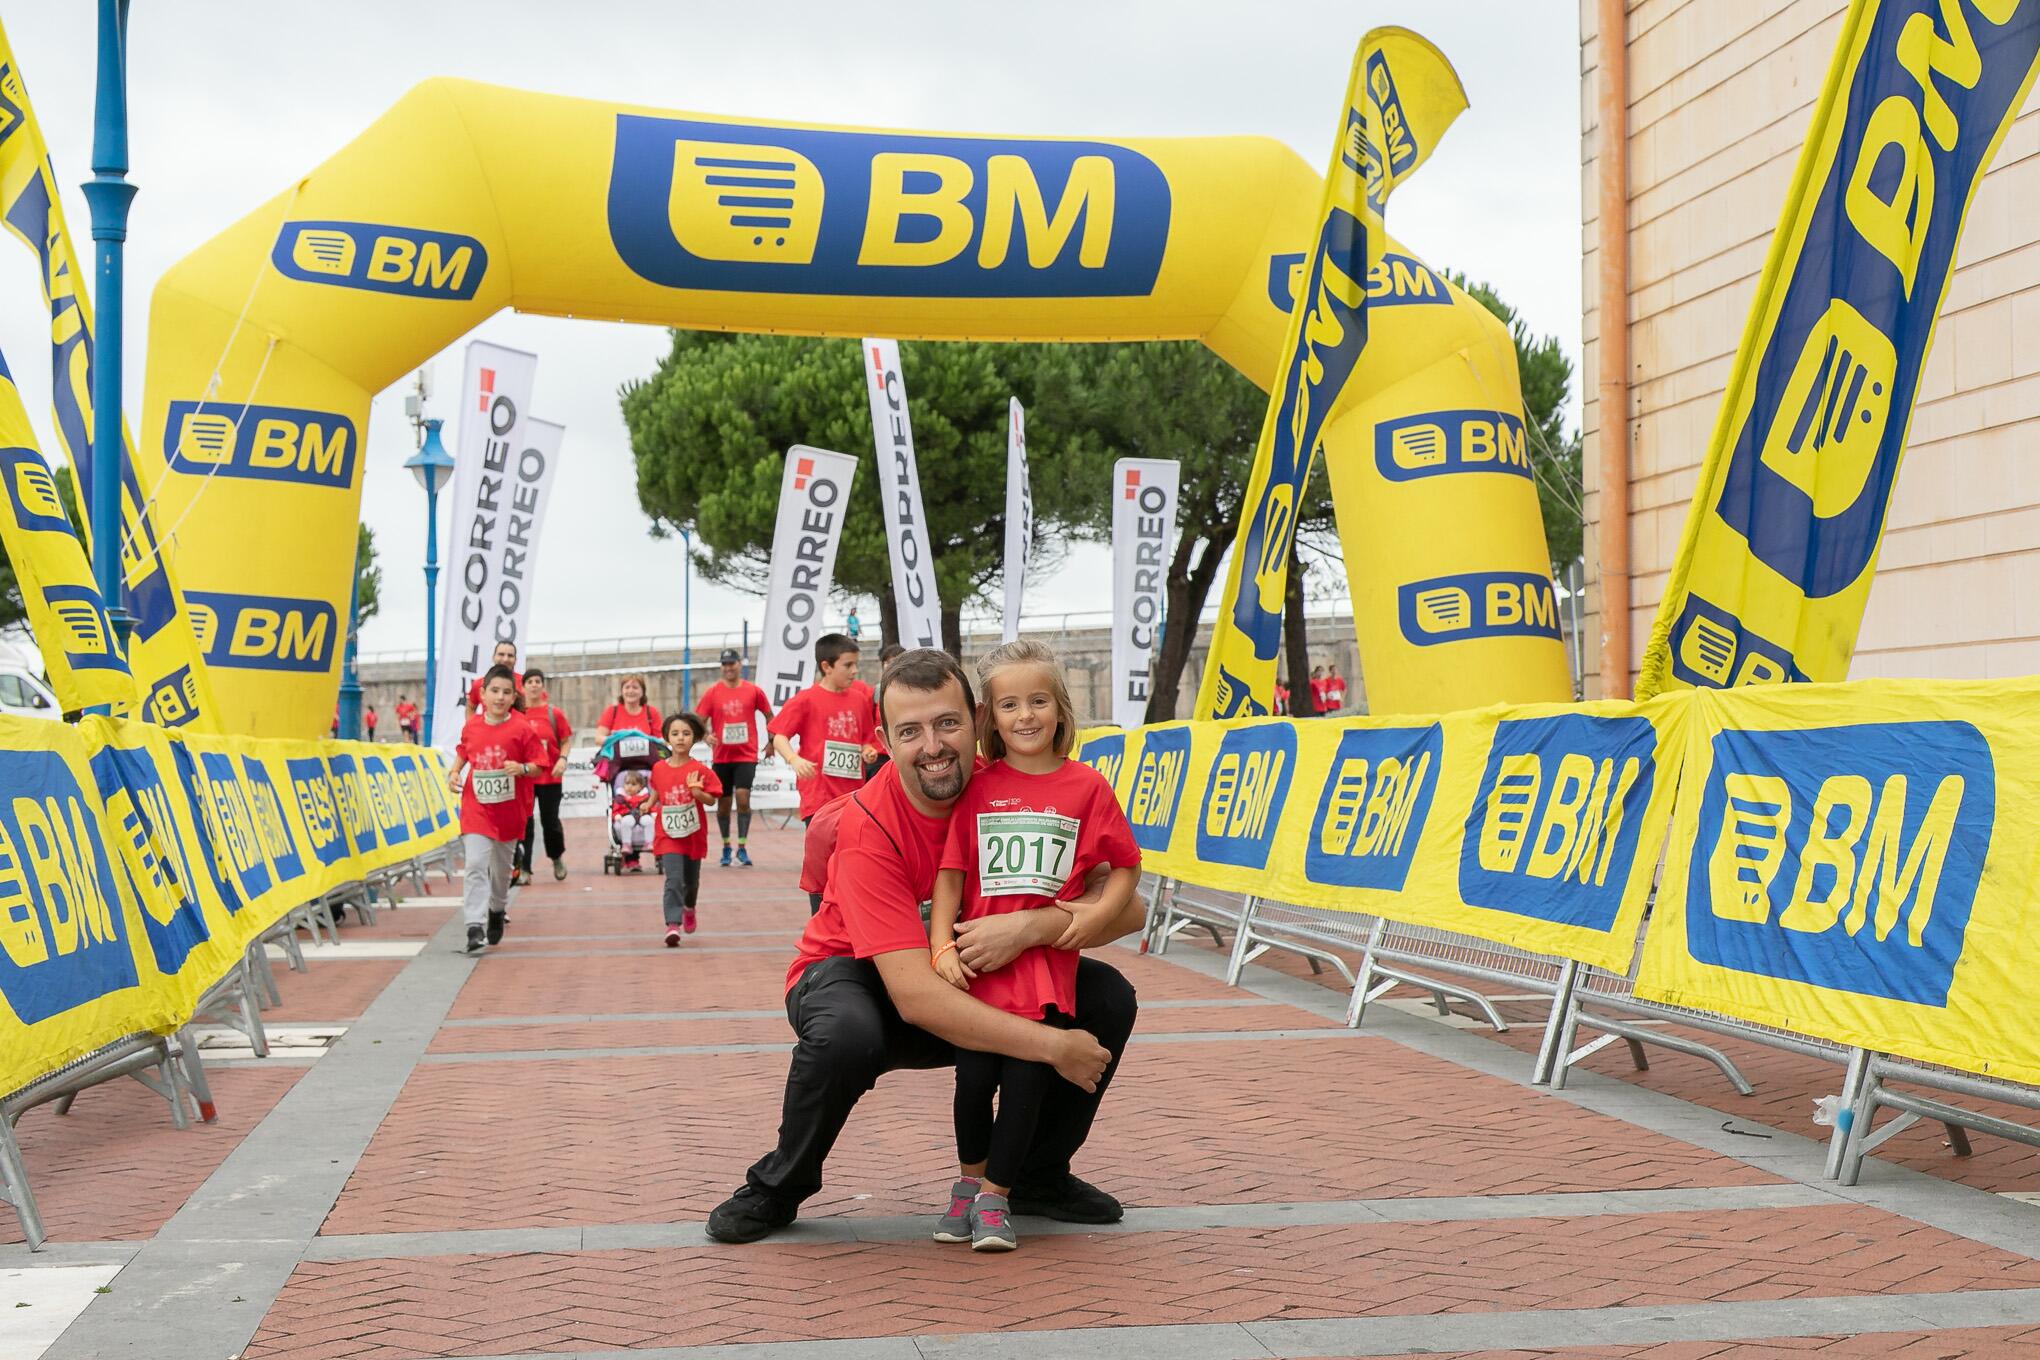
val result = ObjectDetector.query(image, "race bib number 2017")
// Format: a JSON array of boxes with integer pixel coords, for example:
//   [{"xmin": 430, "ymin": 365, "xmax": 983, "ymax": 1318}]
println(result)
[
  {"xmin": 977, "ymin": 811, "xmax": 1079, "ymax": 897},
  {"xmin": 821, "ymin": 741, "xmax": 864, "ymax": 779}
]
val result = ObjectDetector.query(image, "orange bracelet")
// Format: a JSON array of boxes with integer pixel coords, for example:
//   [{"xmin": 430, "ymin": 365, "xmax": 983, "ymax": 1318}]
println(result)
[{"xmin": 932, "ymin": 940, "xmax": 958, "ymax": 963}]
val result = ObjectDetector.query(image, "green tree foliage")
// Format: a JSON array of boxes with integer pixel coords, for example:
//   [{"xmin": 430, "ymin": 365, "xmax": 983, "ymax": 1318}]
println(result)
[
  {"xmin": 352, "ymin": 522, "xmax": 382, "ymax": 630},
  {"xmin": 0, "ymin": 462, "xmax": 79, "ymax": 629},
  {"xmin": 1460, "ymin": 277, "xmax": 1585, "ymax": 571}
]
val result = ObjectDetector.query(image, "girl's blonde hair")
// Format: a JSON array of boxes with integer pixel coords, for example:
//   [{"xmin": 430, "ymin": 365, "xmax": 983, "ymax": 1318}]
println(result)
[{"xmin": 975, "ymin": 639, "xmax": 1078, "ymax": 760}]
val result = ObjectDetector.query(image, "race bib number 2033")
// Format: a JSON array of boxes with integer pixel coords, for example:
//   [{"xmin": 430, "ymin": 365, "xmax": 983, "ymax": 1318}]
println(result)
[{"xmin": 976, "ymin": 811, "xmax": 1079, "ymax": 897}]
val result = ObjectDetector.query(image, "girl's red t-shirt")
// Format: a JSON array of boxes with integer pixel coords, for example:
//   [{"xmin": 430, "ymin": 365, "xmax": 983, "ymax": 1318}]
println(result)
[
  {"xmin": 648, "ymin": 758, "xmax": 724, "ymax": 857},
  {"xmin": 938, "ymin": 759, "xmax": 1141, "ymax": 1020},
  {"xmin": 523, "ymin": 703, "xmax": 572, "ymax": 785},
  {"xmin": 456, "ymin": 713, "xmax": 541, "ymax": 841}
]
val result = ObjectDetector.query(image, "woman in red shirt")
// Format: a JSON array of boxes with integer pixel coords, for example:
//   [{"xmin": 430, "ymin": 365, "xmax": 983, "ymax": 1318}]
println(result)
[
  {"xmin": 928, "ymin": 639, "xmax": 1140, "ymax": 1251},
  {"xmin": 594, "ymin": 674, "xmax": 661, "ymax": 745},
  {"xmin": 445, "ymin": 665, "xmax": 543, "ymax": 955},
  {"xmin": 649, "ymin": 712, "xmax": 722, "ymax": 947},
  {"xmin": 516, "ymin": 669, "xmax": 573, "ymax": 884}
]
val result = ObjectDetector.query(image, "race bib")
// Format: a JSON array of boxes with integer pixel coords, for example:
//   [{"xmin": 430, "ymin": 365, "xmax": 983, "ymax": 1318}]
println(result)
[
  {"xmin": 720, "ymin": 721, "xmax": 751, "ymax": 747},
  {"xmin": 661, "ymin": 800, "xmax": 701, "ymax": 839},
  {"xmin": 976, "ymin": 811, "xmax": 1080, "ymax": 897},
  {"xmin": 470, "ymin": 768, "xmax": 515, "ymax": 806},
  {"xmin": 615, "ymin": 734, "xmax": 650, "ymax": 760},
  {"xmin": 821, "ymin": 741, "xmax": 864, "ymax": 780}
]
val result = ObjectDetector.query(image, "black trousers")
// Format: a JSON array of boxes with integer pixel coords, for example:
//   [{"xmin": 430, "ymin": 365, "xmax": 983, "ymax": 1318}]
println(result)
[
  {"xmin": 517, "ymin": 784, "xmax": 566, "ymax": 870},
  {"xmin": 955, "ymin": 1007, "xmax": 1072, "ymax": 1188},
  {"xmin": 743, "ymin": 954, "xmax": 1137, "ymax": 1207}
]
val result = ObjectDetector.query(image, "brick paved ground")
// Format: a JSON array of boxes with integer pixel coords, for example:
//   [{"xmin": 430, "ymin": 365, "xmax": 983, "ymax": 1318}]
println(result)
[{"xmin": 8, "ymin": 816, "xmax": 2040, "ymax": 1360}]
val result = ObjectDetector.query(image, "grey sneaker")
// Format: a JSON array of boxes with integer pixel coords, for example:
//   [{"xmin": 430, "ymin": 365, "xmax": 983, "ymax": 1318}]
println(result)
[
  {"xmin": 932, "ymin": 1177, "xmax": 980, "ymax": 1243},
  {"xmin": 464, "ymin": 924, "xmax": 486, "ymax": 954},
  {"xmin": 969, "ymin": 1191, "xmax": 1018, "ymax": 1252}
]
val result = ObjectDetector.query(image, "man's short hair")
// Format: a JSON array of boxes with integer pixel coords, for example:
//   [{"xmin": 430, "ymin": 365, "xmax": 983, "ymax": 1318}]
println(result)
[
  {"xmin": 815, "ymin": 632, "xmax": 859, "ymax": 667},
  {"xmin": 878, "ymin": 648, "xmax": 976, "ymax": 730},
  {"xmin": 879, "ymin": 643, "xmax": 905, "ymax": 666}
]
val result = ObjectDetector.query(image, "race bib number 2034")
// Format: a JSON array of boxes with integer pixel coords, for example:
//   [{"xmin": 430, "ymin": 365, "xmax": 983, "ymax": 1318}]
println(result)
[{"xmin": 976, "ymin": 811, "xmax": 1079, "ymax": 897}]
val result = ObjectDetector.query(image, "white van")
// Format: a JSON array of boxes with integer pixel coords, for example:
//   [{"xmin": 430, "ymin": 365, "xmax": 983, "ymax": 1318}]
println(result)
[{"xmin": 0, "ymin": 664, "xmax": 62, "ymax": 721}]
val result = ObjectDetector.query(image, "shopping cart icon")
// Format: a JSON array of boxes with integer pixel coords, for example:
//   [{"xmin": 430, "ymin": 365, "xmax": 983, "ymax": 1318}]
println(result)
[
  {"xmin": 44, "ymin": 585, "xmax": 113, "ymax": 661},
  {"xmin": 1707, "ymin": 773, "xmax": 1791, "ymax": 924},
  {"xmin": 11, "ymin": 458, "xmax": 66, "ymax": 521},
  {"xmin": 1412, "ymin": 586, "xmax": 1471, "ymax": 634},
  {"xmin": 1388, "ymin": 422, "xmax": 1447, "ymax": 471},
  {"xmin": 1476, "ymin": 755, "xmax": 1541, "ymax": 873},
  {"xmin": 289, "ymin": 228, "xmax": 356, "ymax": 276},
  {"xmin": 1762, "ymin": 298, "xmax": 1895, "ymax": 515},
  {"xmin": 175, "ymin": 411, "xmax": 238, "ymax": 466},
  {"xmin": 1678, "ymin": 612, "xmax": 1739, "ymax": 685},
  {"xmin": 188, "ymin": 600, "xmax": 218, "ymax": 652},
  {"xmin": 667, "ymin": 139, "xmax": 823, "ymax": 265}
]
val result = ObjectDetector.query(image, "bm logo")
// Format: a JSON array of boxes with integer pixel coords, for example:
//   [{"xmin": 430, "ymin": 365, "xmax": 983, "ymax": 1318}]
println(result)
[
  {"xmin": 1305, "ymin": 724, "xmax": 1443, "ymax": 892},
  {"xmin": 607, "ymin": 116, "xmax": 1171, "ymax": 298},
  {"xmin": 1196, "ymin": 724, "xmax": 1295, "ymax": 870},
  {"xmin": 1376, "ymin": 409, "xmax": 1531, "ymax": 482},
  {"xmin": 1266, "ymin": 249, "xmax": 1448, "ymax": 314},
  {"xmin": 1686, "ymin": 723, "xmax": 1992, "ymax": 1006},
  {"xmin": 271, "ymin": 220, "xmax": 487, "ymax": 300},
  {"xmin": 1077, "ymin": 732, "xmax": 1126, "ymax": 795},
  {"xmin": 1125, "ymin": 726, "xmax": 1192, "ymax": 854},
  {"xmin": 1399, "ymin": 571, "xmax": 1561, "ymax": 646},
  {"xmin": 0, "ymin": 751, "xmax": 137, "ymax": 1023},
  {"xmin": 1668, "ymin": 596, "xmax": 1808, "ymax": 690},
  {"xmin": 1459, "ymin": 714, "xmax": 1655, "ymax": 930},
  {"xmin": 188, "ymin": 591, "xmax": 336, "ymax": 673},
  {"xmin": 164, "ymin": 402, "xmax": 357, "ymax": 489}
]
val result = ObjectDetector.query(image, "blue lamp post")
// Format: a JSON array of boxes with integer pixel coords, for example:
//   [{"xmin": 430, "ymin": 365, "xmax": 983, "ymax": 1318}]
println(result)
[
  {"xmin": 337, "ymin": 537, "xmax": 363, "ymax": 739},
  {"xmin": 405, "ymin": 419, "xmax": 455, "ymax": 745},
  {"xmin": 680, "ymin": 528, "xmax": 693, "ymax": 709},
  {"xmin": 83, "ymin": 0, "xmax": 136, "ymax": 641}
]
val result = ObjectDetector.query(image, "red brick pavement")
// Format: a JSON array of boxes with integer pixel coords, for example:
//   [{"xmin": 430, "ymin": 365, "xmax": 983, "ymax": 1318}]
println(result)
[
  {"xmin": 261, "ymin": 959, "xmax": 410, "ymax": 1024},
  {"xmin": 249, "ymin": 1204, "xmax": 2040, "ymax": 1357},
  {"xmin": 1315, "ymin": 1331, "xmax": 2040, "ymax": 1357},
  {"xmin": 323, "ymin": 1032, "xmax": 1773, "ymax": 1235},
  {"xmin": 0, "ymin": 1064, "xmax": 302, "ymax": 1244}
]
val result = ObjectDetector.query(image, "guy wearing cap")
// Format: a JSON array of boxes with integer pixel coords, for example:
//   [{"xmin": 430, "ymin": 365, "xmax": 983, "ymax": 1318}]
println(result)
[{"xmin": 703, "ymin": 649, "xmax": 774, "ymax": 866}]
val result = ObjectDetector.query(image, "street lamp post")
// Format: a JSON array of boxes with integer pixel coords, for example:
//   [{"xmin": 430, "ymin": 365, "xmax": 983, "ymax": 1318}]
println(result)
[
  {"xmin": 83, "ymin": 0, "xmax": 136, "ymax": 641},
  {"xmin": 405, "ymin": 418, "xmax": 454, "ymax": 744},
  {"xmin": 337, "ymin": 537, "xmax": 363, "ymax": 739},
  {"xmin": 680, "ymin": 528, "xmax": 693, "ymax": 709}
]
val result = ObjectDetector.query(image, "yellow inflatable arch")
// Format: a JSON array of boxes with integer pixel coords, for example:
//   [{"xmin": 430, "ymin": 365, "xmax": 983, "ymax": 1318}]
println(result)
[{"xmin": 139, "ymin": 79, "xmax": 1568, "ymax": 736}]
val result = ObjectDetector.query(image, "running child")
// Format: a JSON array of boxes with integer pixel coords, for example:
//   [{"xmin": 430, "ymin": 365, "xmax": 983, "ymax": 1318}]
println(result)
[
  {"xmin": 612, "ymin": 770, "xmax": 654, "ymax": 872},
  {"xmin": 446, "ymin": 664, "xmax": 542, "ymax": 955},
  {"xmin": 702, "ymin": 649, "xmax": 772, "ymax": 867},
  {"xmin": 649, "ymin": 712, "xmax": 723, "ymax": 946},
  {"xmin": 927, "ymin": 639, "xmax": 1140, "ymax": 1251},
  {"xmin": 767, "ymin": 633, "xmax": 878, "ymax": 911}
]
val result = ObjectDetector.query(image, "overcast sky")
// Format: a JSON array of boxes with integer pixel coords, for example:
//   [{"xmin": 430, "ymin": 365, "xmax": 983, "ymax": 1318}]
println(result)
[{"xmin": 0, "ymin": 2, "xmax": 1583, "ymax": 659}]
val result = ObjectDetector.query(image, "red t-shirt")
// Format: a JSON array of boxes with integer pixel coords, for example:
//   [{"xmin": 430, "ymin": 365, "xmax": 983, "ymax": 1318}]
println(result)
[
  {"xmin": 939, "ymin": 759, "xmax": 1140, "ymax": 1020},
  {"xmin": 522, "ymin": 703, "xmax": 571, "ymax": 785},
  {"xmin": 797, "ymin": 790, "xmax": 855, "ymax": 895},
  {"xmin": 469, "ymin": 671, "xmax": 524, "ymax": 712},
  {"xmin": 456, "ymin": 712, "xmax": 541, "ymax": 841},
  {"xmin": 702, "ymin": 680, "xmax": 773, "ymax": 763},
  {"xmin": 395, "ymin": 701, "xmax": 418, "ymax": 729},
  {"xmin": 768, "ymin": 683, "xmax": 879, "ymax": 819},
  {"xmin": 786, "ymin": 763, "xmax": 946, "ymax": 992},
  {"xmin": 1325, "ymin": 677, "xmax": 1346, "ymax": 710},
  {"xmin": 613, "ymin": 788, "xmax": 651, "ymax": 817},
  {"xmin": 648, "ymin": 758, "xmax": 723, "ymax": 857},
  {"xmin": 600, "ymin": 702, "xmax": 663, "ymax": 740}
]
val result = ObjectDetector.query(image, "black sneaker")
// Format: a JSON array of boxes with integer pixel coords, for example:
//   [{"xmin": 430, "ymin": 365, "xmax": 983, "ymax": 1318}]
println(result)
[
  {"xmin": 1007, "ymin": 1173, "xmax": 1122, "ymax": 1223},
  {"xmin": 486, "ymin": 910, "xmax": 507, "ymax": 946},
  {"xmin": 464, "ymin": 924, "xmax": 486, "ymax": 954},
  {"xmin": 705, "ymin": 1185, "xmax": 798, "ymax": 1243}
]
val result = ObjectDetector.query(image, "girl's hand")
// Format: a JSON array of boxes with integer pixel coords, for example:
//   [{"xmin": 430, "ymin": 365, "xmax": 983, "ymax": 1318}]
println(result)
[
  {"xmin": 446, "ymin": 772, "xmax": 462, "ymax": 796},
  {"xmin": 932, "ymin": 949, "xmax": 972, "ymax": 989},
  {"xmin": 552, "ymin": 758, "xmax": 567, "ymax": 779}
]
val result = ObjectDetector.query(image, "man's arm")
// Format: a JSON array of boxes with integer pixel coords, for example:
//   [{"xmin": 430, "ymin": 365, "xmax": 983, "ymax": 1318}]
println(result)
[
  {"xmin": 870, "ymin": 950, "xmax": 1108, "ymax": 1091},
  {"xmin": 951, "ymin": 863, "xmax": 1144, "ymax": 970}
]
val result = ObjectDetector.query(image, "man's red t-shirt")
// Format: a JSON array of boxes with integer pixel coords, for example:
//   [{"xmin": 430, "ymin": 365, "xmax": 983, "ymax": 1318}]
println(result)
[
  {"xmin": 649, "ymin": 758, "xmax": 723, "ymax": 857},
  {"xmin": 522, "ymin": 703, "xmax": 571, "ymax": 785},
  {"xmin": 456, "ymin": 713, "xmax": 540, "ymax": 841},
  {"xmin": 469, "ymin": 671, "xmax": 524, "ymax": 712},
  {"xmin": 599, "ymin": 702, "xmax": 663, "ymax": 740},
  {"xmin": 786, "ymin": 763, "xmax": 946, "ymax": 992},
  {"xmin": 703, "ymin": 680, "xmax": 773, "ymax": 763},
  {"xmin": 1325, "ymin": 676, "xmax": 1346, "ymax": 710},
  {"xmin": 395, "ymin": 700, "xmax": 418, "ymax": 729},
  {"xmin": 797, "ymin": 790, "xmax": 854, "ymax": 896},
  {"xmin": 939, "ymin": 760, "xmax": 1140, "ymax": 1020},
  {"xmin": 768, "ymin": 683, "xmax": 878, "ymax": 819}
]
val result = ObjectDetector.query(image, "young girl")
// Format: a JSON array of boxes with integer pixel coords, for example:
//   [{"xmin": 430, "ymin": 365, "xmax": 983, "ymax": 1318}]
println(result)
[
  {"xmin": 594, "ymin": 674, "xmax": 661, "ymax": 745},
  {"xmin": 649, "ymin": 713, "xmax": 722, "ymax": 947},
  {"xmin": 929, "ymin": 639, "xmax": 1141, "ymax": 1251},
  {"xmin": 446, "ymin": 664, "xmax": 542, "ymax": 955},
  {"xmin": 612, "ymin": 770, "xmax": 654, "ymax": 872}
]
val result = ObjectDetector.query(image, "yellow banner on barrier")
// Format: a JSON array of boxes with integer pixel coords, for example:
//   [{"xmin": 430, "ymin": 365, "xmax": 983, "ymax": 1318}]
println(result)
[
  {"xmin": 1637, "ymin": 1, "xmax": 2040, "ymax": 698},
  {"xmin": 1197, "ymin": 27, "xmax": 1465, "ymax": 719},
  {"xmin": 0, "ymin": 25, "xmax": 223, "ymax": 731},
  {"xmin": 1077, "ymin": 695, "xmax": 1684, "ymax": 972},
  {"xmin": 1634, "ymin": 679, "xmax": 2040, "ymax": 1087},
  {"xmin": 0, "ymin": 715, "xmax": 457, "ymax": 1100},
  {"xmin": 0, "ymin": 359, "xmax": 134, "ymax": 714}
]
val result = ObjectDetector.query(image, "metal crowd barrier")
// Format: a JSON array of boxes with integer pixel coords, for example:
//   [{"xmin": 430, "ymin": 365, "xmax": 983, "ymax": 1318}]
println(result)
[{"xmin": 1, "ymin": 846, "xmax": 447, "ymax": 1250}]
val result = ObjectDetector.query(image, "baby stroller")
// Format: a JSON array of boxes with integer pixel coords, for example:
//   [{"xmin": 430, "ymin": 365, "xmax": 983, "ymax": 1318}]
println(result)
[{"xmin": 595, "ymin": 728, "xmax": 670, "ymax": 875}]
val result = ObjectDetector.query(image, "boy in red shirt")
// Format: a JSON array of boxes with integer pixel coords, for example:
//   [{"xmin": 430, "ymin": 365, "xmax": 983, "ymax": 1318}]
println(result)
[
  {"xmin": 517, "ymin": 668, "xmax": 573, "ymax": 883},
  {"xmin": 395, "ymin": 695, "xmax": 419, "ymax": 743},
  {"xmin": 769, "ymin": 633, "xmax": 877, "ymax": 913},
  {"xmin": 929, "ymin": 639, "xmax": 1140, "ymax": 1250},
  {"xmin": 703, "ymin": 648, "xmax": 773, "ymax": 868},
  {"xmin": 446, "ymin": 664, "xmax": 542, "ymax": 954},
  {"xmin": 649, "ymin": 712, "xmax": 723, "ymax": 945}
]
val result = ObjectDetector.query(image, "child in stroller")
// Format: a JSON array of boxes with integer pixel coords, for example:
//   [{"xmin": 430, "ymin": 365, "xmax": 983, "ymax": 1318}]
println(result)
[{"xmin": 596, "ymin": 727, "xmax": 669, "ymax": 874}]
